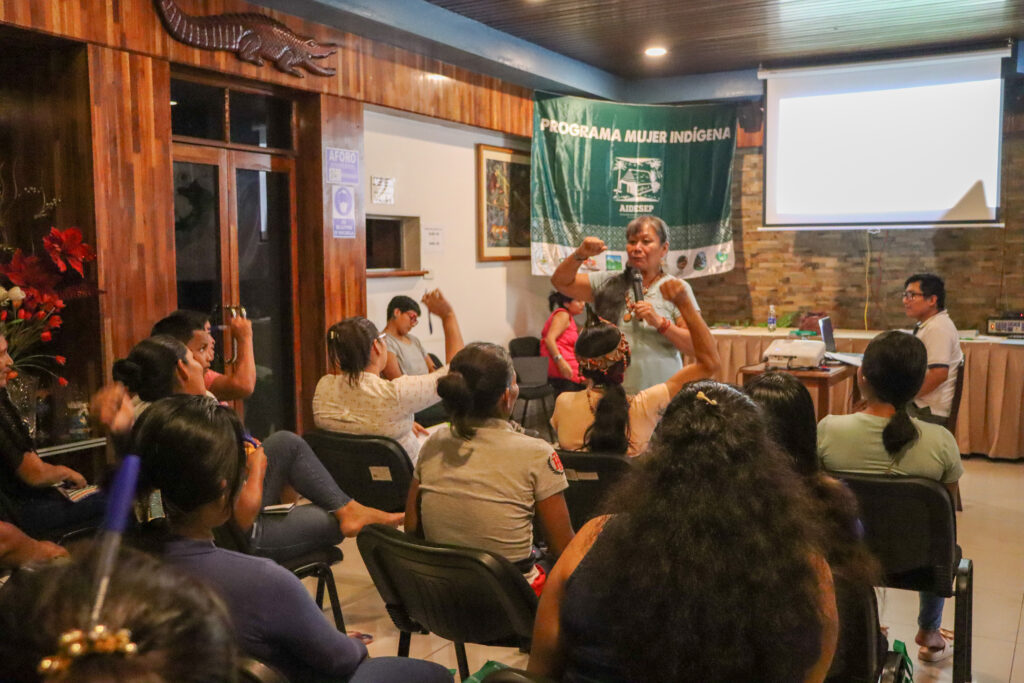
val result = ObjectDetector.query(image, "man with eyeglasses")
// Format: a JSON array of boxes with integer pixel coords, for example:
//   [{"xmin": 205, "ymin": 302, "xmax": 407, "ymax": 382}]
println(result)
[
  {"xmin": 902, "ymin": 273, "xmax": 963, "ymax": 427},
  {"xmin": 381, "ymin": 292, "xmax": 449, "ymax": 427}
]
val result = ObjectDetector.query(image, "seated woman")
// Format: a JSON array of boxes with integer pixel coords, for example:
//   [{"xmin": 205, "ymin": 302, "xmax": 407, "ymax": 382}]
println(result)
[
  {"xmin": 111, "ymin": 335, "xmax": 401, "ymax": 562},
  {"xmin": 0, "ymin": 332, "xmax": 105, "ymax": 540},
  {"xmin": 314, "ymin": 290, "xmax": 464, "ymax": 464},
  {"xmin": 818, "ymin": 330, "xmax": 963, "ymax": 664},
  {"xmin": 0, "ymin": 543, "xmax": 236, "ymax": 682},
  {"xmin": 528, "ymin": 381, "xmax": 838, "ymax": 682},
  {"xmin": 550, "ymin": 278, "xmax": 719, "ymax": 456},
  {"xmin": 540, "ymin": 291, "xmax": 585, "ymax": 395},
  {"xmin": 131, "ymin": 395, "xmax": 453, "ymax": 683},
  {"xmin": 405, "ymin": 342, "xmax": 574, "ymax": 592}
]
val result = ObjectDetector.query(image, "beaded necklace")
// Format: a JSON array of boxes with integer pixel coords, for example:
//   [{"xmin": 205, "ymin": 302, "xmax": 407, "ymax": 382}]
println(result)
[{"xmin": 622, "ymin": 269, "xmax": 664, "ymax": 322}]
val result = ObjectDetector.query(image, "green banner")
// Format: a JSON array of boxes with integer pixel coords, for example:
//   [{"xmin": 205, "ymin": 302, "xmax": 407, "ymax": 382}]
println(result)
[{"xmin": 531, "ymin": 92, "xmax": 737, "ymax": 278}]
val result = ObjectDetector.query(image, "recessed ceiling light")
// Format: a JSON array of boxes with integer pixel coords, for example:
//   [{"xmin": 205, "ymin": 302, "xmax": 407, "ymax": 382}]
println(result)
[
  {"xmin": 426, "ymin": 73, "xmax": 449, "ymax": 81},
  {"xmin": 644, "ymin": 46, "xmax": 668, "ymax": 58}
]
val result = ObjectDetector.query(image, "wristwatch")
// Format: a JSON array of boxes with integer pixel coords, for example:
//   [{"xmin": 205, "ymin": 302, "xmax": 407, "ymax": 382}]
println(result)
[{"xmin": 553, "ymin": 354, "xmax": 563, "ymax": 361}]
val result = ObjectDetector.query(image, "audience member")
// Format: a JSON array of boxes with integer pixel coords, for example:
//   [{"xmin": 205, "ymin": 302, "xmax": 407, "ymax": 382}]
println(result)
[
  {"xmin": 380, "ymin": 294, "xmax": 448, "ymax": 427},
  {"xmin": 152, "ymin": 309, "xmax": 256, "ymax": 402},
  {"xmin": 405, "ymin": 342, "xmax": 573, "ymax": 593},
  {"xmin": 0, "ymin": 543, "xmax": 236, "ymax": 682},
  {"xmin": 0, "ymin": 332, "xmax": 105, "ymax": 540},
  {"xmin": 551, "ymin": 278, "xmax": 719, "ymax": 455},
  {"xmin": 551, "ymin": 215, "xmax": 701, "ymax": 393},
  {"xmin": 540, "ymin": 291, "xmax": 585, "ymax": 394},
  {"xmin": 314, "ymin": 289, "xmax": 464, "ymax": 463},
  {"xmin": 110, "ymin": 336, "xmax": 401, "ymax": 561},
  {"xmin": 130, "ymin": 396, "xmax": 452, "ymax": 683},
  {"xmin": 528, "ymin": 381, "xmax": 838, "ymax": 682},
  {"xmin": 902, "ymin": 273, "xmax": 963, "ymax": 426},
  {"xmin": 818, "ymin": 330, "xmax": 962, "ymax": 663}
]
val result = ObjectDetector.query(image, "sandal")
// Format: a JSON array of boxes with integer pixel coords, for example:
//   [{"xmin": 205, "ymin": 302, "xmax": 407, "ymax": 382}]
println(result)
[{"xmin": 918, "ymin": 628, "xmax": 954, "ymax": 663}]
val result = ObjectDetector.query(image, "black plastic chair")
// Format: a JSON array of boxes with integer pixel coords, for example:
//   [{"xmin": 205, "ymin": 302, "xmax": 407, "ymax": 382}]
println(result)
[
  {"xmin": 357, "ymin": 524, "xmax": 538, "ymax": 681},
  {"xmin": 509, "ymin": 336, "xmax": 541, "ymax": 358},
  {"xmin": 428, "ymin": 352, "xmax": 444, "ymax": 369},
  {"xmin": 303, "ymin": 430, "xmax": 413, "ymax": 513},
  {"xmin": 832, "ymin": 473, "xmax": 973, "ymax": 683},
  {"xmin": 556, "ymin": 450, "xmax": 632, "ymax": 530},
  {"xmin": 826, "ymin": 574, "xmax": 908, "ymax": 683},
  {"xmin": 511, "ymin": 356, "xmax": 555, "ymax": 440},
  {"xmin": 946, "ymin": 357, "xmax": 966, "ymax": 435},
  {"xmin": 238, "ymin": 658, "xmax": 290, "ymax": 683},
  {"xmin": 212, "ymin": 520, "xmax": 346, "ymax": 632}
]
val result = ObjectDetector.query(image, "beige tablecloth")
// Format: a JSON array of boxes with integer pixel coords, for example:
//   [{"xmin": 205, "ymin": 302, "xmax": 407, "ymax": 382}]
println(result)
[{"xmin": 705, "ymin": 328, "xmax": 1024, "ymax": 460}]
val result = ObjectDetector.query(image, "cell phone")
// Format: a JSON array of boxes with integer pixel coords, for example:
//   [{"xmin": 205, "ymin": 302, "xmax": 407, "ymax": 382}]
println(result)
[
  {"xmin": 54, "ymin": 483, "xmax": 101, "ymax": 503},
  {"xmin": 261, "ymin": 502, "xmax": 296, "ymax": 515}
]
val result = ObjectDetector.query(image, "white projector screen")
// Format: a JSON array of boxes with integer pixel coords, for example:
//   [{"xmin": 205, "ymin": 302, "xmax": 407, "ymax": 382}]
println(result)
[{"xmin": 761, "ymin": 49, "xmax": 1008, "ymax": 229}]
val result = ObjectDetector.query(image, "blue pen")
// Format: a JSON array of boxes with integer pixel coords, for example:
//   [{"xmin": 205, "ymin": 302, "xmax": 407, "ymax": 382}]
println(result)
[{"xmin": 88, "ymin": 455, "xmax": 140, "ymax": 629}]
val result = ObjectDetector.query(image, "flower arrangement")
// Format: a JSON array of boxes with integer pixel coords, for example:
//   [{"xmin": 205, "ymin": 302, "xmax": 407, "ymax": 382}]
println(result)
[{"xmin": 0, "ymin": 227, "xmax": 95, "ymax": 383}]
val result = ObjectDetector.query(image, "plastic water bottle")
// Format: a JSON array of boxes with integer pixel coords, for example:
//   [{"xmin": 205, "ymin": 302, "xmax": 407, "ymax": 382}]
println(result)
[{"xmin": 767, "ymin": 304, "xmax": 777, "ymax": 332}]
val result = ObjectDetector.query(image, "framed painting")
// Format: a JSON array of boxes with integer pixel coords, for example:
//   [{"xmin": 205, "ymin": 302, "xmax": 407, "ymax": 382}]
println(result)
[{"xmin": 476, "ymin": 144, "xmax": 531, "ymax": 262}]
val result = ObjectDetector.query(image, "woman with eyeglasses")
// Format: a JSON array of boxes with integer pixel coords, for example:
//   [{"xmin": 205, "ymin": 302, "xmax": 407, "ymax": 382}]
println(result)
[{"xmin": 314, "ymin": 290, "xmax": 464, "ymax": 464}]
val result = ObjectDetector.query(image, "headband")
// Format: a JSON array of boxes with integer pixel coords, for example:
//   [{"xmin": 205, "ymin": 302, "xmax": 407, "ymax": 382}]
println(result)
[{"xmin": 577, "ymin": 327, "xmax": 632, "ymax": 373}]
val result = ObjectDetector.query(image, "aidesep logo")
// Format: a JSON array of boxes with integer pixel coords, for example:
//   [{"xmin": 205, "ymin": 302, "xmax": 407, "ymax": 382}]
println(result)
[{"xmin": 612, "ymin": 157, "xmax": 662, "ymax": 203}]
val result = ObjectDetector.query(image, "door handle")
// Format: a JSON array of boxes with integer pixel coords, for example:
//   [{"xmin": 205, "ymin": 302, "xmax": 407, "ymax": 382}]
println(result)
[{"xmin": 224, "ymin": 305, "xmax": 247, "ymax": 365}]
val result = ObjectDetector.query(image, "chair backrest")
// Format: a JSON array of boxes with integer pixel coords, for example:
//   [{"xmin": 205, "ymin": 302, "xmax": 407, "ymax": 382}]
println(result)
[
  {"xmin": 427, "ymin": 352, "xmax": 443, "ymax": 369},
  {"xmin": 826, "ymin": 575, "xmax": 885, "ymax": 683},
  {"xmin": 512, "ymin": 356, "xmax": 550, "ymax": 388},
  {"xmin": 356, "ymin": 524, "xmax": 538, "ymax": 646},
  {"xmin": 509, "ymin": 336, "xmax": 541, "ymax": 358},
  {"xmin": 238, "ymin": 657, "xmax": 290, "ymax": 683},
  {"xmin": 303, "ymin": 430, "xmax": 413, "ymax": 513},
  {"xmin": 831, "ymin": 473, "xmax": 957, "ymax": 596},
  {"xmin": 946, "ymin": 356, "xmax": 966, "ymax": 434},
  {"xmin": 556, "ymin": 451, "xmax": 632, "ymax": 529}
]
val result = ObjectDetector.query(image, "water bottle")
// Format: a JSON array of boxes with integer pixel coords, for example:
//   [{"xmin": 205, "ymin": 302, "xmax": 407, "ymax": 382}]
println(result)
[{"xmin": 767, "ymin": 304, "xmax": 777, "ymax": 332}]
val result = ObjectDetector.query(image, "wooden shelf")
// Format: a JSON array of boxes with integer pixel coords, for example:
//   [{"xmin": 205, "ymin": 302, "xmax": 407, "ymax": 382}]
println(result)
[{"xmin": 366, "ymin": 269, "xmax": 429, "ymax": 279}]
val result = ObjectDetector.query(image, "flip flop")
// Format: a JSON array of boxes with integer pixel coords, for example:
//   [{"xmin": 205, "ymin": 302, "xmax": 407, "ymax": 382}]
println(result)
[{"xmin": 918, "ymin": 628, "xmax": 954, "ymax": 663}]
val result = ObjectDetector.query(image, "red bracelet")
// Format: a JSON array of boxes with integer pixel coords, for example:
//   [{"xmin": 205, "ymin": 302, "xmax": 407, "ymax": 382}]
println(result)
[{"xmin": 656, "ymin": 317, "xmax": 671, "ymax": 334}]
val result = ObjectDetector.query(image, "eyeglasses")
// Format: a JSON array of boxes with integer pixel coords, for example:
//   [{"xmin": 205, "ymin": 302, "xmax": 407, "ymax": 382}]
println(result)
[
  {"xmin": 901, "ymin": 291, "xmax": 924, "ymax": 300},
  {"xmin": 406, "ymin": 312, "xmax": 419, "ymax": 327}
]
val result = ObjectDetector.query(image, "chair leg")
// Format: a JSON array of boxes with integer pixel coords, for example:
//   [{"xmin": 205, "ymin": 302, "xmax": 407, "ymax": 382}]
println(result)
[
  {"xmin": 397, "ymin": 630, "xmax": 411, "ymax": 657},
  {"xmin": 320, "ymin": 567, "xmax": 346, "ymax": 633},
  {"xmin": 455, "ymin": 642, "xmax": 470, "ymax": 681},
  {"xmin": 953, "ymin": 558, "xmax": 973, "ymax": 683},
  {"xmin": 315, "ymin": 574, "xmax": 326, "ymax": 608}
]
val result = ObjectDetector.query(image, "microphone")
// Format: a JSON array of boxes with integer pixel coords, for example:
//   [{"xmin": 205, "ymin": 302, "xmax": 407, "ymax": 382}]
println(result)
[{"xmin": 631, "ymin": 270, "xmax": 644, "ymax": 303}]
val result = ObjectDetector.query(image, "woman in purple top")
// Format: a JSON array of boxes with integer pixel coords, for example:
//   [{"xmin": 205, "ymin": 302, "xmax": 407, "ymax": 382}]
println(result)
[{"xmin": 131, "ymin": 395, "xmax": 452, "ymax": 683}]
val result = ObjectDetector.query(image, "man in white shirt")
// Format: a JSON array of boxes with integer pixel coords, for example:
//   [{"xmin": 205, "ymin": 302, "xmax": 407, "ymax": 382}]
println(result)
[{"xmin": 902, "ymin": 273, "xmax": 963, "ymax": 427}]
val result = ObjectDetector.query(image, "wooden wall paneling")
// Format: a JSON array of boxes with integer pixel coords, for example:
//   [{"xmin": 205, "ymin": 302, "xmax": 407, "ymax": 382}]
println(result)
[
  {"xmin": 294, "ymin": 92, "xmax": 366, "ymax": 432},
  {"xmin": 0, "ymin": 0, "xmax": 534, "ymax": 137},
  {"xmin": 88, "ymin": 45, "xmax": 176, "ymax": 373}
]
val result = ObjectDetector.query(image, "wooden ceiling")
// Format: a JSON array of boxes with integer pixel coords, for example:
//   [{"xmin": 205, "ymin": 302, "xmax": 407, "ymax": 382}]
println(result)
[{"xmin": 424, "ymin": 0, "xmax": 1021, "ymax": 78}]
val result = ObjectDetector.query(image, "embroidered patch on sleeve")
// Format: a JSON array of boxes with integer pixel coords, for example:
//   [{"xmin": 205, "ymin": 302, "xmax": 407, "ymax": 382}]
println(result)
[{"xmin": 548, "ymin": 451, "xmax": 565, "ymax": 474}]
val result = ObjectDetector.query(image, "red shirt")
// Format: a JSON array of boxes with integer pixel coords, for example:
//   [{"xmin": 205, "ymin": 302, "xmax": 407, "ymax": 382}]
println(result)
[{"xmin": 540, "ymin": 308, "xmax": 580, "ymax": 383}]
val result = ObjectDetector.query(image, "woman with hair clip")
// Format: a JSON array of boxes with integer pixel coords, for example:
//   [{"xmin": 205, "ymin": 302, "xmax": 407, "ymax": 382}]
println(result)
[
  {"xmin": 550, "ymin": 215, "xmax": 701, "ymax": 394},
  {"xmin": 314, "ymin": 289, "xmax": 464, "ymax": 464},
  {"xmin": 405, "ymin": 343, "xmax": 573, "ymax": 594},
  {"xmin": 818, "ymin": 330, "xmax": 962, "ymax": 663},
  {"xmin": 0, "ymin": 543, "xmax": 237, "ymax": 682},
  {"xmin": 550, "ymin": 278, "xmax": 719, "ymax": 456},
  {"xmin": 528, "ymin": 381, "xmax": 838, "ymax": 682},
  {"xmin": 107, "ymin": 336, "xmax": 401, "ymax": 562},
  {"xmin": 131, "ymin": 395, "xmax": 453, "ymax": 683},
  {"xmin": 540, "ymin": 291, "xmax": 585, "ymax": 394}
]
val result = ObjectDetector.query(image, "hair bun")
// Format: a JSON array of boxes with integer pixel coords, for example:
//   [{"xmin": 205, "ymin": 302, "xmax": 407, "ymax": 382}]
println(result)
[{"xmin": 111, "ymin": 358, "xmax": 143, "ymax": 393}]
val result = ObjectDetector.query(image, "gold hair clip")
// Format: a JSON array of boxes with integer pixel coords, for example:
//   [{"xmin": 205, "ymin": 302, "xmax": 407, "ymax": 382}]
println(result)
[
  {"xmin": 38, "ymin": 625, "xmax": 138, "ymax": 676},
  {"xmin": 695, "ymin": 391, "xmax": 718, "ymax": 406}
]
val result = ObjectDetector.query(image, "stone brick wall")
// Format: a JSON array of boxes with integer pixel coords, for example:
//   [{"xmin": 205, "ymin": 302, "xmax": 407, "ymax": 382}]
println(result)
[{"xmin": 690, "ymin": 101, "xmax": 1024, "ymax": 332}]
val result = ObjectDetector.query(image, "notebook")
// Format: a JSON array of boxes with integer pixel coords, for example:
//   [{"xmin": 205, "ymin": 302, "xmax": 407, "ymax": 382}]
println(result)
[{"xmin": 819, "ymin": 316, "xmax": 864, "ymax": 366}]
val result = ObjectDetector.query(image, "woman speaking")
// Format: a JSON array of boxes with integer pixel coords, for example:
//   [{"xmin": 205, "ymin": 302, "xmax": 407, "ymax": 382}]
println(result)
[{"xmin": 550, "ymin": 215, "xmax": 700, "ymax": 394}]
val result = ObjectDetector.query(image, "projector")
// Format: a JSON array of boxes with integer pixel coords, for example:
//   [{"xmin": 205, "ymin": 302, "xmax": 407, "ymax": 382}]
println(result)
[{"xmin": 762, "ymin": 339, "xmax": 825, "ymax": 370}]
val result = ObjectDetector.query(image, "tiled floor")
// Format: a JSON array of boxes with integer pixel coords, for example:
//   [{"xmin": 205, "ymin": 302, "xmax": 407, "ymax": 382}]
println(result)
[{"xmin": 306, "ymin": 456, "xmax": 1024, "ymax": 681}]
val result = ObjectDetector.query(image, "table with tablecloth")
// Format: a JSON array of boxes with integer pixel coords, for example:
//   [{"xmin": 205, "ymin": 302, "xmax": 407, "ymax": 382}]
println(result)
[{"xmin": 700, "ymin": 328, "xmax": 1024, "ymax": 460}]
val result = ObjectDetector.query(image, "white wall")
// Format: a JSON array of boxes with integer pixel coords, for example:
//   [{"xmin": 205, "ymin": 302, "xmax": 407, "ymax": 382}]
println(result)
[{"xmin": 363, "ymin": 106, "xmax": 552, "ymax": 359}]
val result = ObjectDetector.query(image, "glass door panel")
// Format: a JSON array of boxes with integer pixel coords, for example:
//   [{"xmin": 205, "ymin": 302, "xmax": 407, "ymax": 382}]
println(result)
[{"xmin": 234, "ymin": 166, "xmax": 295, "ymax": 437}]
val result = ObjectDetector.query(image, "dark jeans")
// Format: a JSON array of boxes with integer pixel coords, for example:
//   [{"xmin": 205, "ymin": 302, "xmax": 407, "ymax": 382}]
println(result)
[
  {"xmin": 251, "ymin": 431, "xmax": 349, "ymax": 562},
  {"xmin": 907, "ymin": 402, "xmax": 949, "ymax": 427},
  {"xmin": 15, "ymin": 488, "xmax": 107, "ymax": 541},
  {"xmin": 346, "ymin": 657, "xmax": 453, "ymax": 683}
]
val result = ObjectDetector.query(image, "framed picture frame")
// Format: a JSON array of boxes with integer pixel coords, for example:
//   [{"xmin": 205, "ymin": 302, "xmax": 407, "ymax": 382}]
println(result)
[{"xmin": 476, "ymin": 144, "xmax": 531, "ymax": 262}]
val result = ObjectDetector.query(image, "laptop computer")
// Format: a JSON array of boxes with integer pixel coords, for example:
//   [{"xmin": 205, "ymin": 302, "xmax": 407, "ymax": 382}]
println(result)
[{"xmin": 819, "ymin": 316, "xmax": 864, "ymax": 366}]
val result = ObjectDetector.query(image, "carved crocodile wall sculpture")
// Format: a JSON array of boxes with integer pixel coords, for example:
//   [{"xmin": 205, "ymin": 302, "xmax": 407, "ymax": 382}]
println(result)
[{"xmin": 154, "ymin": 0, "xmax": 339, "ymax": 78}]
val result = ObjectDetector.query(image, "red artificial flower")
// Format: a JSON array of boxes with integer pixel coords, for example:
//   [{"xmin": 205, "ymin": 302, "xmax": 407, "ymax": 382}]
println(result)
[
  {"xmin": 17, "ymin": 309, "xmax": 30, "ymax": 320},
  {"xmin": 0, "ymin": 252, "xmax": 59, "ymax": 291},
  {"xmin": 57, "ymin": 377, "xmax": 68, "ymax": 387},
  {"xmin": 55, "ymin": 355, "xmax": 66, "ymax": 365},
  {"xmin": 40, "ymin": 331, "xmax": 52, "ymax": 342},
  {"xmin": 47, "ymin": 315, "xmax": 62, "ymax": 329},
  {"xmin": 0, "ymin": 311, "xmax": 6, "ymax": 322},
  {"xmin": 35, "ymin": 310, "xmax": 46, "ymax": 320},
  {"xmin": 43, "ymin": 227, "xmax": 95, "ymax": 278}
]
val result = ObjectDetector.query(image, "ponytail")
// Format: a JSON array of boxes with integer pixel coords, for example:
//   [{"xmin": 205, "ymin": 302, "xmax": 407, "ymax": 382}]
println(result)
[
  {"xmin": 583, "ymin": 382, "xmax": 631, "ymax": 454},
  {"xmin": 882, "ymin": 402, "xmax": 920, "ymax": 456},
  {"xmin": 113, "ymin": 335, "xmax": 187, "ymax": 402},
  {"xmin": 437, "ymin": 343, "xmax": 514, "ymax": 440},
  {"xmin": 593, "ymin": 265, "xmax": 636, "ymax": 324},
  {"xmin": 436, "ymin": 370, "xmax": 477, "ymax": 439}
]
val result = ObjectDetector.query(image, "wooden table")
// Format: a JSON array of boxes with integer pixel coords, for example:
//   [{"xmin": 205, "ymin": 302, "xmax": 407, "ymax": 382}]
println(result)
[{"xmin": 738, "ymin": 363, "xmax": 856, "ymax": 421}]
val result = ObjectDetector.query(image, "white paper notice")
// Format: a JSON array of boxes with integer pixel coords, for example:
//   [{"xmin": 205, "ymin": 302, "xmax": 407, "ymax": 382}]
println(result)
[{"xmin": 423, "ymin": 227, "xmax": 444, "ymax": 253}]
